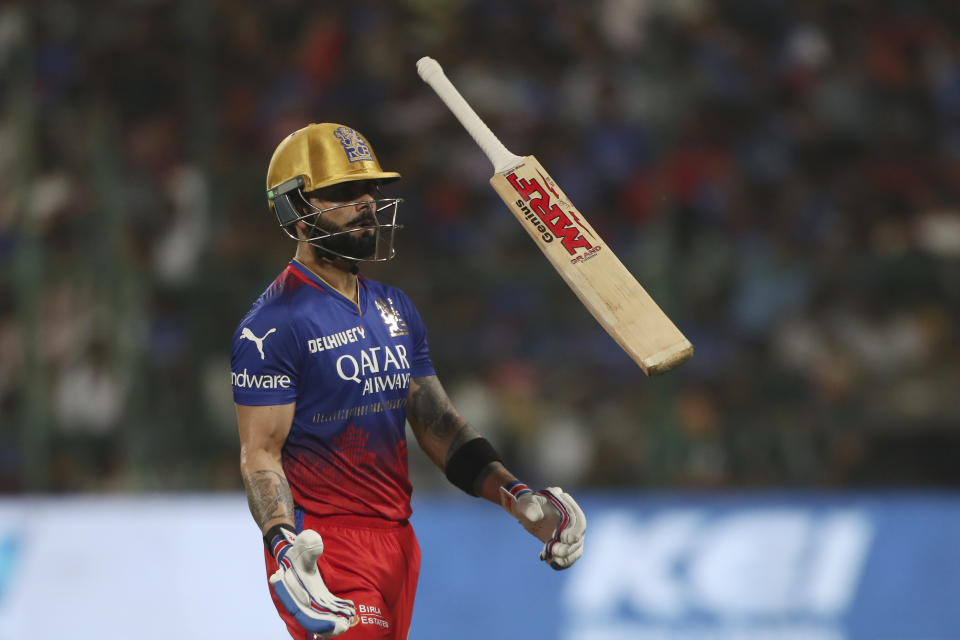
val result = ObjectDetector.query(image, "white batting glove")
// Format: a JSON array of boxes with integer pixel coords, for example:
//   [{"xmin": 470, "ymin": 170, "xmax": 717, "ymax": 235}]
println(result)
[
  {"xmin": 267, "ymin": 528, "xmax": 356, "ymax": 637},
  {"xmin": 500, "ymin": 481, "xmax": 586, "ymax": 570}
]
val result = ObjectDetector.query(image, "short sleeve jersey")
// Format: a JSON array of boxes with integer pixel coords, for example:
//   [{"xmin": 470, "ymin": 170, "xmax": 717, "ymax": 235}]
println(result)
[{"xmin": 231, "ymin": 260, "xmax": 435, "ymax": 522}]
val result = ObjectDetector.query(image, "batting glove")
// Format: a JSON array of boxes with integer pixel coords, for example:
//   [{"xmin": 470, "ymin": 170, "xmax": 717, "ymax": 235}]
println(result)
[
  {"xmin": 268, "ymin": 528, "xmax": 356, "ymax": 637},
  {"xmin": 500, "ymin": 481, "xmax": 586, "ymax": 570}
]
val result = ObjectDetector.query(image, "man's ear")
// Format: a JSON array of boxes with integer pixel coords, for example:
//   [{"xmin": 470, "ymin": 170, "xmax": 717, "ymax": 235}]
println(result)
[{"xmin": 292, "ymin": 219, "xmax": 309, "ymax": 239}]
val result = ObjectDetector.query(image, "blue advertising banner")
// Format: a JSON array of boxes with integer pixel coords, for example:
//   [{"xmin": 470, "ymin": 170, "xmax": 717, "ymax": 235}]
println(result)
[
  {"xmin": 0, "ymin": 492, "xmax": 958, "ymax": 639},
  {"xmin": 411, "ymin": 492, "xmax": 960, "ymax": 640}
]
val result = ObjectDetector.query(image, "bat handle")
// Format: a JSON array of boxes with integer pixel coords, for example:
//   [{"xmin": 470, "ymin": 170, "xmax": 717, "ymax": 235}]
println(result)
[{"xmin": 417, "ymin": 57, "xmax": 525, "ymax": 174}]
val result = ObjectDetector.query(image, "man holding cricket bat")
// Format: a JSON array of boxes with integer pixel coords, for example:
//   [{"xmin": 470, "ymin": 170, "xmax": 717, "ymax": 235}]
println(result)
[{"xmin": 232, "ymin": 122, "xmax": 586, "ymax": 639}]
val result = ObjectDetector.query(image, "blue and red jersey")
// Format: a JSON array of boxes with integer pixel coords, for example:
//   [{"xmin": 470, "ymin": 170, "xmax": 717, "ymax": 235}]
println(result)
[{"xmin": 231, "ymin": 260, "xmax": 435, "ymax": 522}]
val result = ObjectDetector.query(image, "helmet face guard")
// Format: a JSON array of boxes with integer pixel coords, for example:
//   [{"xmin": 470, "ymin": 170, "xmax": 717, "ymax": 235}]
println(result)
[{"xmin": 268, "ymin": 176, "xmax": 402, "ymax": 262}]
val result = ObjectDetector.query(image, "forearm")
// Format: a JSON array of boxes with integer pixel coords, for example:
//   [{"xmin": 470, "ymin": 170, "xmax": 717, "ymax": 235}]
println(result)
[
  {"xmin": 241, "ymin": 447, "xmax": 296, "ymax": 535},
  {"xmin": 407, "ymin": 376, "xmax": 473, "ymax": 467},
  {"xmin": 441, "ymin": 432, "xmax": 518, "ymax": 505},
  {"xmin": 475, "ymin": 461, "xmax": 517, "ymax": 508},
  {"xmin": 408, "ymin": 375, "xmax": 516, "ymax": 504}
]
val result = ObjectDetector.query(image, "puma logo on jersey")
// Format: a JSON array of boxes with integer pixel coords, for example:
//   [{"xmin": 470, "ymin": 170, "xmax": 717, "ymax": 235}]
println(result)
[{"xmin": 240, "ymin": 327, "xmax": 277, "ymax": 360}]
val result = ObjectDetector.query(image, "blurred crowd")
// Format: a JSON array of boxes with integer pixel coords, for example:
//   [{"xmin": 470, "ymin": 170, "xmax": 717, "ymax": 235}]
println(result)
[{"xmin": 1, "ymin": 0, "xmax": 959, "ymax": 493}]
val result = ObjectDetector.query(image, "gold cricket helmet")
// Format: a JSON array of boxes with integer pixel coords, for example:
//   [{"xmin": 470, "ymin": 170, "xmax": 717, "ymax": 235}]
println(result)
[{"xmin": 266, "ymin": 123, "xmax": 401, "ymax": 226}]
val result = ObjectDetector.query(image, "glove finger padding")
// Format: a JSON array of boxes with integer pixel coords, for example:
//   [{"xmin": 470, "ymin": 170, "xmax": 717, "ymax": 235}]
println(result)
[
  {"xmin": 543, "ymin": 541, "xmax": 583, "ymax": 569},
  {"xmin": 269, "ymin": 529, "xmax": 356, "ymax": 637},
  {"xmin": 544, "ymin": 536, "xmax": 584, "ymax": 559}
]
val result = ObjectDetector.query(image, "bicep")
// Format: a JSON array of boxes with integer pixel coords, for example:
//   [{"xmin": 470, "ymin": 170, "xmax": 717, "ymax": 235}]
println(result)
[
  {"xmin": 237, "ymin": 402, "xmax": 295, "ymax": 459},
  {"xmin": 236, "ymin": 403, "xmax": 296, "ymax": 531}
]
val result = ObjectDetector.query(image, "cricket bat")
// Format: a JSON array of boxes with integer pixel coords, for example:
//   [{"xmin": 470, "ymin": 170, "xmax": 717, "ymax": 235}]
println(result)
[{"xmin": 417, "ymin": 57, "xmax": 692, "ymax": 375}]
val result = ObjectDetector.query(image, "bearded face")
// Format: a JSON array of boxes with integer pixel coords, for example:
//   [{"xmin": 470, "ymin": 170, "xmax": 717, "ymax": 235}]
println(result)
[
  {"xmin": 310, "ymin": 207, "xmax": 379, "ymax": 261},
  {"xmin": 290, "ymin": 184, "xmax": 401, "ymax": 263}
]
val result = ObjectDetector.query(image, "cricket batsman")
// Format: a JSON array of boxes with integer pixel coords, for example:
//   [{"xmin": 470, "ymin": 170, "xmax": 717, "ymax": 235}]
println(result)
[{"xmin": 231, "ymin": 123, "xmax": 586, "ymax": 639}]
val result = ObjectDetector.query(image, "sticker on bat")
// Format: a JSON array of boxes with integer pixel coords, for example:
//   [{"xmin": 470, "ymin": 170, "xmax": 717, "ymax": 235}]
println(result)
[
  {"xmin": 506, "ymin": 172, "xmax": 599, "ymax": 261},
  {"xmin": 516, "ymin": 200, "xmax": 554, "ymax": 243}
]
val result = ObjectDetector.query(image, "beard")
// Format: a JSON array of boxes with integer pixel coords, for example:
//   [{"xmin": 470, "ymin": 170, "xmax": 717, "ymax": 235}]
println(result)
[
  {"xmin": 312, "ymin": 229, "xmax": 377, "ymax": 261},
  {"xmin": 310, "ymin": 211, "xmax": 378, "ymax": 261}
]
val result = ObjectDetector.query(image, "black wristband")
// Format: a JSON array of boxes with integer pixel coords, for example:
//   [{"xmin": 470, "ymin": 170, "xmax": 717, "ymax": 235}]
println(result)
[
  {"xmin": 445, "ymin": 437, "xmax": 502, "ymax": 497},
  {"xmin": 263, "ymin": 523, "xmax": 296, "ymax": 556}
]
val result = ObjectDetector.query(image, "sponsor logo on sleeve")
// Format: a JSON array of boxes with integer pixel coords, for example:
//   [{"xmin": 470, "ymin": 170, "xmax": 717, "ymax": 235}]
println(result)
[
  {"xmin": 231, "ymin": 368, "xmax": 291, "ymax": 389},
  {"xmin": 240, "ymin": 327, "xmax": 277, "ymax": 360}
]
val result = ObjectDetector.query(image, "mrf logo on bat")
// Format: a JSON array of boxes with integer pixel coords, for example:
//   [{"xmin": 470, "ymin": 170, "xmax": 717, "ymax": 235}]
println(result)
[{"xmin": 506, "ymin": 169, "xmax": 602, "ymax": 264}]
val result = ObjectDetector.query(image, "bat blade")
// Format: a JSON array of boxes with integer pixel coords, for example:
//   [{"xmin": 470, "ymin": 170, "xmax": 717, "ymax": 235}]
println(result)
[{"xmin": 489, "ymin": 156, "xmax": 693, "ymax": 375}]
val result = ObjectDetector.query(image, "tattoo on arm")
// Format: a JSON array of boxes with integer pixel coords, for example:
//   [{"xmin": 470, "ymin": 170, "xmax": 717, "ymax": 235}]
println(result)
[
  {"xmin": 243, "ymin": 469, "xmax": 295, "ymax": 530},
  {"xmin": 409, "ymin": 376, "xmax": 480, "ymax": 468}
]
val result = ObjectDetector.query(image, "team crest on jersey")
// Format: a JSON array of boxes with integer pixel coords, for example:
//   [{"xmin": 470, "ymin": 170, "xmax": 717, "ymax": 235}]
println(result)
[
  {"xmin": 333, "ymin": 126, "xmax": 373, "ymax": 163},
  {"xmin": 374, "ymin": 297, "xmax": 408, "ymax": 337},
  {"xmin": 333, "ymin": 424, "xmax": 376, "ymax": 467}
]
